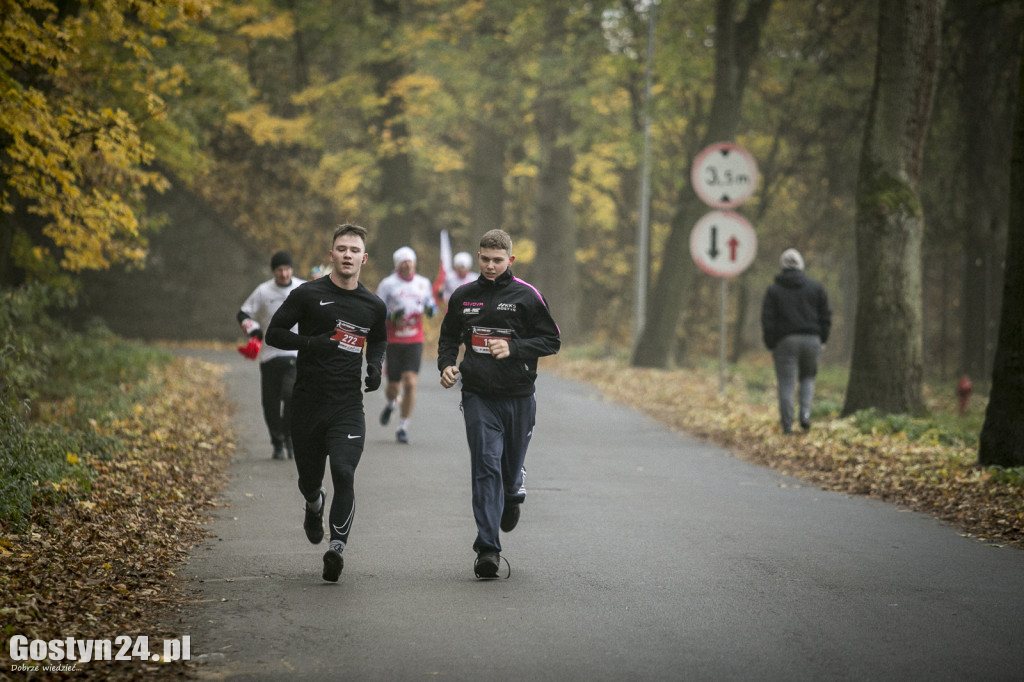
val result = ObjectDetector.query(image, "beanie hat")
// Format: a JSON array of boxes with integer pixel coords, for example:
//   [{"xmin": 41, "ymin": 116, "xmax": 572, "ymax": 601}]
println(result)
[
  {"xmin": 393, "ymin": 246, "xmax": 417, "ymax": 268},
  {"xmin": 453, "ymin": 251, "xmax": 473, "ymax": 269},
  {"xmin": 780, "ymin": 248, "xmax": 804, "ymax": 271},
  {"xmin": 271, "ymin": 251, "xmax": 292, "ymax": 270}
]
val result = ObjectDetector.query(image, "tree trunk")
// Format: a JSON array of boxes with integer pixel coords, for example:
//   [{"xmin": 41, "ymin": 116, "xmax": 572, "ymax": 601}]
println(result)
[
  {"xmin": 631, "ymin": 0, "xmax": 773, "ymax": 368},
  {"xmin": 956, "ymin": 0, "xmax": 1015, "ymax": 385},
  {"xmin": 978, "ymin": 32, "xmax": 1024, "ymax": 468},
  {"xmin": 370, "ymin": 0, "xmax": 417, "ymax": 257},
  {"xmin": 0, "ymin": 212, "xmax": 17, "ymax": 288},
  {"xmin": 468, "ymin": 124, "xmax": 506, "ymax": 234},
  {"xmin": 841, "ymin": 0, "xmax": 944, "ymax": 417},
  {"xmin": 531, "ymin": 6, "xmax": 580, "ymax": 341}
]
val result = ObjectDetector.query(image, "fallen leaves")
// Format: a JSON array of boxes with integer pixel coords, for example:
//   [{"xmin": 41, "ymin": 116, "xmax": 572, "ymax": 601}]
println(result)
[
  {"xmin": 0, "ymin": 356, "xmax": 234, "ymax": 680},
  {"xmin": 553, "ymin": 357, "xmax": 1023, "ymax": 550}
]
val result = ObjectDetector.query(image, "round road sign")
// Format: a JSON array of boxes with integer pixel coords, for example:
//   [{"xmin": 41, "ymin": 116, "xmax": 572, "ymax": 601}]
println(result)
[
  {"xmin": 691, "ymin": 142, "xmax": 759, "ymax": 208},
  {"xmin": 690, "ymin": 211, "xmax": 757, "ymax": 278}
]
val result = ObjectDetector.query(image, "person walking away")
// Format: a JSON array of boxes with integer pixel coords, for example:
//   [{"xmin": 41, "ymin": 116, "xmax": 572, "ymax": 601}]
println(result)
[
  {"xmin": 442, "ymin": 251, "xmax": 478, "ymax": 303},
  {"xmin": 265, "ymin": 224, "xmax": 387, "ymax": 582},
  {"xmin": 375, "ymin": 246, "xmax": 436, "ymax": 444},
  {"xmin": 761, "ymin": 248, "xmax": 832, "ymax": 434},
  {"xmin": 437, "ymin": 229, "xmax": 560, "ymax": 579},
  {"xmin": 236, "ymin": 251, "xmax": 305, "ymax": 460}
]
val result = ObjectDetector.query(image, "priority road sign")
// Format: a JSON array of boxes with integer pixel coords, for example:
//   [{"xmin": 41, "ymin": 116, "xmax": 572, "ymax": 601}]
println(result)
[
  {"xmin": 689, "ymin": 211, "xmax": 757, "ymax": 278},
  {"xmin": 691, "ymin": 142, "xmax": 759, "ymax": 208}
]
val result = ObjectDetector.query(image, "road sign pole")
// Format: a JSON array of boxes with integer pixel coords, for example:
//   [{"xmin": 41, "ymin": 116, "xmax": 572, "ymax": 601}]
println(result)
[
  {"xmin": 719, "ymin": 278, "xmax": 727, "ymax": 394},
  {"xmin": 689, "ymin": 142, "xmax": 757, "ymax": 394},
  {"xmin": 634, "ymin": 2, "xmax": 655, "ymax": 342}
]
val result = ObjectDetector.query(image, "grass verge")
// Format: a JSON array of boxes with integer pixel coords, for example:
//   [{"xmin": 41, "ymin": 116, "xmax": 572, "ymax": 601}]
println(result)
[{"xmin": 1, "ymin": 290, "xmax": 234, "ymax": 680}]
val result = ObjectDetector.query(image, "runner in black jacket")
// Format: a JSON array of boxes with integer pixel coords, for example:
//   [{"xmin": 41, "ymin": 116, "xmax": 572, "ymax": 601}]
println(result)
[
  {"xmin": 438, "ymin": 229, "xmax": 560, "ymax": 579},
  {"xmin": 266, "ymin": 224, "xmax": 387, "ymax": 582}
]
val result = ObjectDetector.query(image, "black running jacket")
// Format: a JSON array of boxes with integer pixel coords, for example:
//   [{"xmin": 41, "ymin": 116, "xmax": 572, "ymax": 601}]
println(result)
[{"xmin": 437, "ymin": 268, "xmax": 560, "ymax": 398}]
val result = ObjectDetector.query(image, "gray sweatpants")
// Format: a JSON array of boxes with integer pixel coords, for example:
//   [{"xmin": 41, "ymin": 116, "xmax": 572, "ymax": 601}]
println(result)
[
  {"xmin": 772, "ymin": 334, "xmax": 822, "ymax": 432},
  {"xmin": 461, "ymin": 392, "xmax": 535, "ymax": 553}
]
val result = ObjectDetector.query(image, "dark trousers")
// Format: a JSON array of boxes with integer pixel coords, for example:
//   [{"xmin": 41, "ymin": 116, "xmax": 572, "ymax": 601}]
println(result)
[
  {"xmin": 259, "ymin": 356, "xmax": 296, "ymax": 446},
  {"xmin": 772, "ymin": 334, "xmax": 821, "ymax": 431},
  {"xmin": 461, "ymin": 392, "xmax": 535, "ymax": 553},
  {"xmin": 290, "ymin": 393, "xmax": 365, "ymax": 550}
]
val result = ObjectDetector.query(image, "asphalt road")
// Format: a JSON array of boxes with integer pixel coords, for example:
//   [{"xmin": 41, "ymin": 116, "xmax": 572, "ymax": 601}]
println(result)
[{"xmin": 176, "ymin": 350, "xmax": 1024, "ymax": 681}]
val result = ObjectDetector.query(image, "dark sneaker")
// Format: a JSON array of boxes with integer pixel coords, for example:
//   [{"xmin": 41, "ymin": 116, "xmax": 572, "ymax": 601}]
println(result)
[
  {"xmin": 272, "ymin": 444, "xmax": 286, "ymax": 460},
  {"xmin": 500, "ymin": 503, "xmax": 520, "ymax": 533},
  {"xmin": 322, "ymin": 549, "xmax": 343, "ymax": 582},
  {"xmin": 380, "ymin": 404, "xmax": 393, "ymax": 426},
  {"xmin": 474, "ymin": 550, "xmax": 500, "ymax": 579},
  {"xmin": 396, "ymin": 428, "xmax": 409, "ymax": 444},
  {"xmin": 303, "ymin": 489, "xmax": 325, "ymax": 545},
  {"xmin": 800, "ymin": 415, "xmax": 811, "ymax": 431}
]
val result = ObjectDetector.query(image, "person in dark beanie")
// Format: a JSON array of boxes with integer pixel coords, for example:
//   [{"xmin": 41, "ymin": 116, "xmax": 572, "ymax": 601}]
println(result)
[
  {"xmin": 761, "ymin": 248, "xmax": 832, "ymax": 434},
  {"xmin": 236, "ymin": 250, "xmax": 305, "ymax": 459}
]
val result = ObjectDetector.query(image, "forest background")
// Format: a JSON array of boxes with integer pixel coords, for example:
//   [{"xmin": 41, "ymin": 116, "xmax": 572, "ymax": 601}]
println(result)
[{"xmin": 1, "ymin": 1, "xmax": 1022, "ymax": 457}]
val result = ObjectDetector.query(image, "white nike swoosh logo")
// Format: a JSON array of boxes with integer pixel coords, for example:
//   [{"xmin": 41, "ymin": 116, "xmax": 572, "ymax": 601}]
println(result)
[
  {"xmin": 347, "ymin": 434, "xmax": 361, "ymax": 439},
  {"xmin": 320, "ymin": 300, "xmax": 333, "ymax": 306}
]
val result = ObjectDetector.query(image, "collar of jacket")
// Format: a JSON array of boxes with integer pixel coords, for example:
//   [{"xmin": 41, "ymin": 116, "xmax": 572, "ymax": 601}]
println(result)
[{"xmin": 479, "ymin": 268, "xmax": 514, "ymax": 288}]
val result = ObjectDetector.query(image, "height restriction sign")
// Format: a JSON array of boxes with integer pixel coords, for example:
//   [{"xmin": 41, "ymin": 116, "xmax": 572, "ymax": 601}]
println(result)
[
  {"xmin": 689, "ymin": 211, "xmax": 757, "ymax": 278},
  {"xmin": 691, "ymin": 142, "xmax": 759, "ymax": 208}
]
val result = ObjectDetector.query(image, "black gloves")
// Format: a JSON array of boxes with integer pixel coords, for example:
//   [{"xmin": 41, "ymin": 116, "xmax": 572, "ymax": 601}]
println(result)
[
  {"xmin": 307, "ymin": 332, "xmax": 340, "ymax": 354},
  {"xmin": 364, "ymin": 365, "xmax": 382, "ymax": 392}
]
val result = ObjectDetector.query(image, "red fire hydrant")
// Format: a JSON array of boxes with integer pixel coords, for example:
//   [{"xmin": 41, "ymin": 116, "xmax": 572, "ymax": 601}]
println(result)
[{"xmin": 957, "ymin": 375, "xmax": 973, "ymax": 415}]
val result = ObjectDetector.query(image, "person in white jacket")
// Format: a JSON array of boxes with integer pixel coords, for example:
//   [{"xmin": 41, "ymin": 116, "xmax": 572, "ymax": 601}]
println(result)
[
  {"xmin": 442, "ymin": 251, "xmax": 478, "ymax": 302},
  {"xmin": 236, "ymin": 251, "xmax": 305, "ymax": 459}
]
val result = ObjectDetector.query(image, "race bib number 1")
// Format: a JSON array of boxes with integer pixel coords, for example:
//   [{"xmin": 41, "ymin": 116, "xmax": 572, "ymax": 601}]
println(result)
[
  {"xmin": 331, "ymin": 320, "xmax": 369, "ymax": 353},
  {"xmin": 470, "ymin": 327, "xmax": 513, "ymax": 354}
]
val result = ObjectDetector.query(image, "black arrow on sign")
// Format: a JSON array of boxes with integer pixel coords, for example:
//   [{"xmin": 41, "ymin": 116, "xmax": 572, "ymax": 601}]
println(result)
[{"xmin": 708, "ymin": 225, "xmax": 720, "ymax": 259}]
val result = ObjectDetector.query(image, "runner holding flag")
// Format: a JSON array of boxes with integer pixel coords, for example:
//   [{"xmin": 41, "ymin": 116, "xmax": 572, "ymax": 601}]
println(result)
[
  {"xmin": 432, "ymin": 229, "xmax": 453, "ymax": 307},
  {"xmin": 432, "ymin": 230, "xmax": 478, "ymax": 308}
]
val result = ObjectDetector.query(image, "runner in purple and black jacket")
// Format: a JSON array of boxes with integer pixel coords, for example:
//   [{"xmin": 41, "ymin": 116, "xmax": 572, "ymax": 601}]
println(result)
[{"xmin": 437, "ymin": 229, "xmax": 560, "ymax": 579}]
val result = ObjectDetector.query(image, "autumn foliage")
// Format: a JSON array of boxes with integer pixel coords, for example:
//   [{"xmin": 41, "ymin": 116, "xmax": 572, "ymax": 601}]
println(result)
[
  {"xmin": 0, "ymin": 286, "xmax": 233, "ymax": 678},
  {"xmin": 0, "ymin": 0, "xmax": 211, "ymax": 286}
]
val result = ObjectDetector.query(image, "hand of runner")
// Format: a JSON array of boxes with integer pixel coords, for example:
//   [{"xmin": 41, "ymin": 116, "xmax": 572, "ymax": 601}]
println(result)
[
  {"xmin": 307, "ymin": 332, "xmax": 340, "ymax": 354},
  {"xmin": 486, "ymin": 338, "xmax": 510, "ymax": 359},
  {"xmin": 237, "ymin": 337, "xmax": 262, "ymax": 359},
  {"xmin": 364, "ymin": 365, "xmax": 382, "ymax": 392},
  {"xmin": 440, "ymin": 365, "xmax": 460, "ymax": 389}
]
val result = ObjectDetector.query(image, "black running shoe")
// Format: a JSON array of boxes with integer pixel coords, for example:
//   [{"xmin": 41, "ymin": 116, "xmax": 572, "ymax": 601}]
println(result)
[
  {"xmin": 303, "ymin": 489, "xmax": 325, "ymax": 544},
  {"xmin": 380, "ymin": 404, "xmax": 393, "ymax": 426},
  {"xmin": 500, "ymin": 503, "xmax": 520, "ymax": 533},
  {"xmin": 396, "ymin": 427, "xmax": 409, "ymax": 444},
  {"xmin": 474, "ymin": 550, "xmax": 500, "ymax": 579},
  {"xmin": 322, "ymin": 549, "xmax": 343, "ymax": 582},
  {"xmin": 272, "ymin": 444, "xmax": 286, "ymax": 460},
  {"xmin": 800, "ymin": 415, "xmax": 811, "ymax": 431}
]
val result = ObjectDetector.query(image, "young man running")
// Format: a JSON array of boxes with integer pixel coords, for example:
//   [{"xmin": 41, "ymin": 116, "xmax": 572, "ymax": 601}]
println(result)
[
  {"xmin": 437, "ymin": 229, "xmax": 560, "ymax": 578},
  {"xmin": 236, "ymin": 250, "xmax": 304, "ymax": 460},
  {"xmin": 375, "ymin": 246, "xmax": 436, "ymax": 444},
  {"xmin": 265, "ymin": 224, "xmax": 387, "ymax": 582}
]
